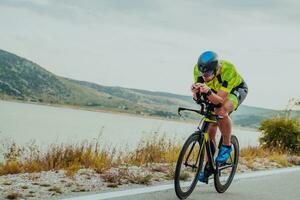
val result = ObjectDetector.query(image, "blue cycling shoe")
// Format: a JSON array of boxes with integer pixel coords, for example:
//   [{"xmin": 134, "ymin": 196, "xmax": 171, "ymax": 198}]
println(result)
[
  {"xmin": 216, "ymin": 144, "xmax": 232, "ymax": 164},
  {"xmin": 198, "ymin": 172, "xmax": 208, "ymax": 183},
  {"xmin": 198, "ymin": 163, "xmax": 213, "ymax": 184}
]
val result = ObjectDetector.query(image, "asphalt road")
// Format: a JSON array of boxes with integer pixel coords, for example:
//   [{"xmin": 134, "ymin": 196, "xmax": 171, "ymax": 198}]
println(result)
[
  {"xmin": 63, "ymin": 168, "xmax": 300, "ymax": 200},
  {"xmin": 110, "ymin": 170, "xmax": 300, "ymax": 200}
]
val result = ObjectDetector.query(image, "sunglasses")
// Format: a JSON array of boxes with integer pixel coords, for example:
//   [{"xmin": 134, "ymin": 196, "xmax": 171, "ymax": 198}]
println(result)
[{"xmin": 202, "ymin": 70, "xmax": 215, "ymax": 77}]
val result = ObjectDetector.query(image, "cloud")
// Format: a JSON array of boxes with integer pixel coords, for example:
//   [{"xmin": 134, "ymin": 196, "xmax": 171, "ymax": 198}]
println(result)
[{"xmin": 0, "ymin": 0, "xmax": 299, "ymax": 109}]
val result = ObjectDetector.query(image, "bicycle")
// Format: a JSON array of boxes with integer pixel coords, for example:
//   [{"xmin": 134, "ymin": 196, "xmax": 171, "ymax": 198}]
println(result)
[{"xmin": 174, "ymin": 94, "xmax": 239, "ymax": 199}]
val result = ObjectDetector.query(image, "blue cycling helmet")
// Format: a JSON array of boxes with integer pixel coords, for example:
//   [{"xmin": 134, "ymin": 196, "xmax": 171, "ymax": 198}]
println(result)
[{"xmin": 197, "ymin": 51, "xmax": 219, "ymax": 76}]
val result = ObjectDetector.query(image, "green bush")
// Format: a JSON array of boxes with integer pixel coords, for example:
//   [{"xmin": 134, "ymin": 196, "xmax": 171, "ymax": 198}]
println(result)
[{"xmin": 259, "ymin": 117, "xmax": 300, "ymax": 155}]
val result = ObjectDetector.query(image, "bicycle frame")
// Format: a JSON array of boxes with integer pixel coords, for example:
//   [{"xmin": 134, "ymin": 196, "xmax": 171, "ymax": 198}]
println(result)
[
  {"xmin": 197, "ymin": 117, "xmax": 218, "ymax": 173},
  {"xmin": 175, "ymin": 97, "xmax": 239, "ymax": 198},
  {"xmin": 178, "ymin": 105, "xmax": 234, "ymax": 175}
]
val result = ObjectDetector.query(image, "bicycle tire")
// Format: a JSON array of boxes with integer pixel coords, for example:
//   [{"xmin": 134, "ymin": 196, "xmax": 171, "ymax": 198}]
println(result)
[
  {"xmin": 174, "ymin": 132, "xmax": 205, "ymax": 199},
  {"xmin": 214, "ymin": 135, "xmax": 239, "ymax": 193}
]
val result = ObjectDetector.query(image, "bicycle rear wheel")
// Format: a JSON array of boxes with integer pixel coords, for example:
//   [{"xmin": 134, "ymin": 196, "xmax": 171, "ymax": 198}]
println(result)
[
  {"xmin": 214, "ymin": 135, "xmax": 239, "ymax": 193},
  {"xmin": 174, "ymin": 132, "xmax": 205, "ymax": 199}
]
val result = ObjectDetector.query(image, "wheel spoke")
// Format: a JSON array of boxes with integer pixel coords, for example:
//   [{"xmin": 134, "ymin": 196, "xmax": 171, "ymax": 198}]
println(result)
[
  {"xmin": 184, "ymin": 141, "xmax": 196, "ymax": 165},
  {"xmin": 174, "ymin": 133, "xmax": 205, "ymax": 199}
]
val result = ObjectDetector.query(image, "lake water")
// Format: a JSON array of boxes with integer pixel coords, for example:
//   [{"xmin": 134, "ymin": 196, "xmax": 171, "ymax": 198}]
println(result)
[{"xmin": 0, "ymin": 100, "xmax": 260, "ymax": 149}]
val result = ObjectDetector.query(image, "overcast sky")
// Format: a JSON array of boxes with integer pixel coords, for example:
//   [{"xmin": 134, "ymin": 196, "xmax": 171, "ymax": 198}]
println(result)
[{"xmin": 0, "ymin": 0, "xmax": 299, "ymax": 109}]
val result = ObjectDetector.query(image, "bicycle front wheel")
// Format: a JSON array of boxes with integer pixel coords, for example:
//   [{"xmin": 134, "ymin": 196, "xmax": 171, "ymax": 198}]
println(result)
[
  {"xmin": 174, "ymin": 132, "xmax": 205, "ymax": 199},
  {"xmin": 214, "ymin": 134, "xmax": 239, "ymax": 193}
]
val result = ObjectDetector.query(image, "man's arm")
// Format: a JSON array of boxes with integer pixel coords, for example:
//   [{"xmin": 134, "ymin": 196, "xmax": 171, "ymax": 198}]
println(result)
[
  {"xmin": 207, "ymin": 89, "xmax": 228, "ymax": 105},
  {"xmin": 198, "ymin": 83, "xmax": 228, "ymax": 104}
]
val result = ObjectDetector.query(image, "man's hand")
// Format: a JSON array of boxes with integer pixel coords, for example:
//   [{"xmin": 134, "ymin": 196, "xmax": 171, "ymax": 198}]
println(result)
[
  {"xmin": 191, "ymin": 83, "xmax": 211, "ymax": 101},
  {"xmin": 191, "ymin": 83, "xmax": 210, "ymax": 93},
  {"xmin": 191, "ymin": 83, "xmax": 200, "ymax": 100},
  {"xmin": 199, "ymin": 83, "xmax": 210, "ymax": 94},
  {"xmin": 191, "ymin": 83, "xmax": 200, "ymax": 93}
]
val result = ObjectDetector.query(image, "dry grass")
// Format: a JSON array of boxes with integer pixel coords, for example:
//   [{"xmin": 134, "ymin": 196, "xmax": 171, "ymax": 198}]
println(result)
[
  {"xmin": 101, "ymin": 168, "xmax": 129, "ymax": 185},
  {"xmin": 130, "ymin": 174, "xmax": 152, "ymax": 185},
  {"xmin": 21, "ymin": 185, "xmax": 29, "ymax": 189},
  {"xmin": 165, "ymin": 164, "xmax": 175, "ymax": 180},
  {"xmin": 107, "ymin": 183, "xmax": 118, "ymax": 188},
  {"xmin": 240, "ymin": 146, "xmax": 293, "ymax": 167},
  {"xmin": 0, "ymin": 134, "xmax": 295, "ymax": 177},
  {"xmin": 2, "ymin": 181, "xmax": 13, "ymax": 186},
  {"xmin": 71, "ymin": 187, "xmax": 87, "ymax": 192},
  {"xmin": 179, "ymin": 171, "xmax": 190, "ymax": 181},
  {"xmin": 269, "ymin": 153, "xmax": 293, "ymax": 167},
  {"xmin": 5, "ymin": 192, "xmax": 22, "ymax": 200},
  {"xmin": 0, "ymin": 161, "xmax": 23, "ymax": 175},
  {"xmin": 48, "ymin": 186, "xmax": 63, "ymax": 194},
  {"xmin": 25, "ymin": 194, "xmax": 35, "ymax": 198},
  {"xmin": 101, "ymin": 167, "xmax": 153, "ymax": 185},
  {"xmin": 240, "ymin": 146, "xmax": 268, "ymax": 161},
  {"xmin": 101, "ymin": 171, "xmax": 123, "ymax": 184},
  {"xmin": 0, "ymin": 134, "xmax": 181, "ymax": 176},
  {"xmin": 65, "ymin": 162, "xmax": 80, "ymax": 177},
  {"xmin": 0, "ymin": 140, "xmax": 115, "ymax": 176},
  {"xmin": 39, "ymin": 183, "xmax": 51, "ymax": 187},
  {"xmin": 124, "ymin": 134, "xmax": 181, "ymax": 166},
  {"xmin": 65, "ymin": 182, "xmax": 74, "ymax": 187}
]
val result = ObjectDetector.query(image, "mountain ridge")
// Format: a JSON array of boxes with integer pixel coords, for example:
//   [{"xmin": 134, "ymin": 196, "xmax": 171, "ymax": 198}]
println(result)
[{"xmin": 0, "ymin": 49, "xmax": 298, "ymax": 128}]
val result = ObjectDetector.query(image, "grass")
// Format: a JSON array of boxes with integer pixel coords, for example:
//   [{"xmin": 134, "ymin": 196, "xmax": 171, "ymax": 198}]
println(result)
[
  {"xmin": 0, "ymin": 135, "xmax": 297, "ymax": 177},
  {"xmin": 2, "ymin": 181, "xmax": 12, "ymax": 185},
  {"xmin": 71, "ymin": 187, "xmax": 87, "ymax": 192},
  {"xmin": 65, "ymin": 162, "xmax": 80, "ymax": 177},
  {"xmin": 123, "ymin": 134, "xmax": 181, "ymax": 166},
  {"xmin": 48, "ymin": 186, "xmax": 63, "ymax": 194},
  {"xmin": 269, "ymin": 153, "xmax": 293, "ymax": 167},
  {"xmin": 0, "ymin": 161, "xmax": 23, "ymax": 175},
  {"xmin": 0, "ymin": 140, "xmax": 115, "ymax": 176},
  {"xmin": 101, "ymin": 171, "xmax": 123, "ymax": 184},
  {"xmin": 5, "ymin": 192, "xmax": 22, "ymax": 200},
  {"xmin": 164, "ymin": 164, "xmax": 175, "ymax": 180},
  {"xmin": 107, "ymin": 183, "xmax": 118, "ymax": 188},
  {"xmin": 129, "ymin": 174, "xmax": 152, "ymax": 185},
  {"xmin": 240, "ymin": 146, "xmax": 268, "ymax": 160},
  {"xmin": 240, "ymin": 146, "xmax": 294, "ymax": 167},
  {"xmin": 21, "ymin": 185, "xmax": 29, "ymax": 189},
  {"xmin": 39, "ymin": 183, "xmax": 51, "ymax": 187}
]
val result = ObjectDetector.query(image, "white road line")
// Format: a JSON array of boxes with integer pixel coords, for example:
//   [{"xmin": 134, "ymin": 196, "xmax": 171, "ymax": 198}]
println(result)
[{"xmin": 61, "ymin": 166, "xmax": 300, "ymax": 200}]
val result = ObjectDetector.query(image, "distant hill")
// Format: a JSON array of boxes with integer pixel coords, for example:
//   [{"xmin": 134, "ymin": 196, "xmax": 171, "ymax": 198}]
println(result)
[{"xmin": 0, "ymin": 49, "xmax": 298, "ymax": 128}]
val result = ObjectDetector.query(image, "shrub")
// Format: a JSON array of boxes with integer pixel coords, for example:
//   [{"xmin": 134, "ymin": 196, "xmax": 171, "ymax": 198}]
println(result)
[{"xmin": 259, "ymin": 117, "xmax": 300, "ymax": 155}]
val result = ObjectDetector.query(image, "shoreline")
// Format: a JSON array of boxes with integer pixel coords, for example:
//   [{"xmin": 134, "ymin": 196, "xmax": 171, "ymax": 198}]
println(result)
[{"xmin": 0, "ymin": 99, "xmax": 258, "ymax": 132}]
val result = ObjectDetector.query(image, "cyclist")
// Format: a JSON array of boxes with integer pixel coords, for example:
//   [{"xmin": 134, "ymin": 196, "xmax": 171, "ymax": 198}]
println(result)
[{"xmin": 191, "ymin": 51, "xmax": 248, "ymax": 183}]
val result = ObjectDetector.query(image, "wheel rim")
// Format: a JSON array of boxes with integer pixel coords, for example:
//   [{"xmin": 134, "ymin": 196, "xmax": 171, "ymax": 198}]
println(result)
[
  {"xmin": 216, "ymin": 140, "xmax": 238, "ymax": 186},
  {"xmin": 177, "ymin": 139, "xmax": 204, "ymax": 193}
]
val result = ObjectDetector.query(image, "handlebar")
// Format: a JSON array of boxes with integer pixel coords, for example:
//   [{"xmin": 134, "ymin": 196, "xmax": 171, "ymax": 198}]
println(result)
[{"xmin": 178, "ymin": 93, "xmax": 223, "ymax": 120}]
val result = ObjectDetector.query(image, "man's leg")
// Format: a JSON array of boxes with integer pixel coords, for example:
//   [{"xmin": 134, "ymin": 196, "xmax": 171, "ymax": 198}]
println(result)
[
  {"xmin": 216, "ymin": 99, "xmax": 234, "ymax": 145},
  {"xmin": 215, "ymin": 99, "xmax": 234, "ymax": 164},
  {"xmin": 208, "ymin": 123, "xmax": 217, "ymax": 144}
]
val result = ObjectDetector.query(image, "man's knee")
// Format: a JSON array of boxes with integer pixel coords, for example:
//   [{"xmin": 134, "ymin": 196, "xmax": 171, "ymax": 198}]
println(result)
[
  {"xmin": 216, "ymin": 100, "xmax": 234, "ymax": 117},
  {"xmin": 208, "ymin": 123, "xmax": 217, "ymax": 132}
]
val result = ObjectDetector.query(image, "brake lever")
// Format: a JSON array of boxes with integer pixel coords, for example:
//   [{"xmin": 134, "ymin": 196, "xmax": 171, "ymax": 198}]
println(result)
[
  {"xmin": 178, "ymin": 107, "xmax": 183, "ymax": 116},
  {"xmin": 178, "ymin": 107, "xmax": 203, "ymax": 117}
]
